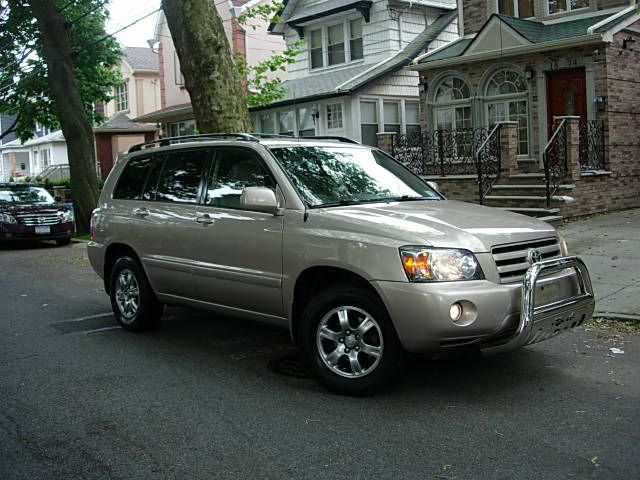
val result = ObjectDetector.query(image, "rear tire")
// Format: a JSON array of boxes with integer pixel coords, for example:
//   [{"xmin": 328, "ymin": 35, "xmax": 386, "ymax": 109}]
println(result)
[
  {"xmin": 109, "ymin": 256, "xmax": 163, "ymax": 331},
  {"xmin": 300, "ymin": 284, "xmax": 405, "ymax": 396}
]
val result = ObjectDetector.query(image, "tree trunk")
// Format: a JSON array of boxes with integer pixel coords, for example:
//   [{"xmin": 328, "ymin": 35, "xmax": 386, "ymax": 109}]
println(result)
[
  {"xmin": 162, "ymin": 0, "xmax": 252, "ymax": 133},
  {"xmin": 29, "ymin": 0, "xmax": 99, "ymax": 235}
]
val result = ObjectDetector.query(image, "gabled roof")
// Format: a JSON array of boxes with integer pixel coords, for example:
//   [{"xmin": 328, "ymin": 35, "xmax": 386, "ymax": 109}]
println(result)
[
  {"xmin": 123, "ymin": 47, "xmax": 158, "ymax": 72},
  {"xmin": 254, "ymin": 11, "xmax": 457, "ymax": 110},
  {"xmin": 0, "ymin": 130, "xmax": 66, "ymax": 150},
  {"xmin": 94, "ymin": 112, "xmax": 158, "ymax": 133},
  {"xmin": 414, "ymin": 7, "xmax": 640, "ymax": 67}
]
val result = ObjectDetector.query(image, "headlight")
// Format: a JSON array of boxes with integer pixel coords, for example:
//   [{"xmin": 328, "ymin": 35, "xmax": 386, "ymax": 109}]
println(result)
[
  {"xmin": 59, "ymin": 210, "xmax": 74, "ymax": 223},
  {"xmin": 400, "ymin": 246, "xmax": 484, "ymax": 282},
  {"xmin": 559, "ymin": 234, "xmax": 569, "ymax": 256},
  {"xmin": 0, "ymin": 213, "xmax": 17, "ymax": 224}
]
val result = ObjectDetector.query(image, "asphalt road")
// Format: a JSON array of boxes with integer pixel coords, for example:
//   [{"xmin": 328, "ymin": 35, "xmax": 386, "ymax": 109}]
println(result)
[{"xmin": 1, "ymin": 241, "xmax": 639, "ymax": 480}]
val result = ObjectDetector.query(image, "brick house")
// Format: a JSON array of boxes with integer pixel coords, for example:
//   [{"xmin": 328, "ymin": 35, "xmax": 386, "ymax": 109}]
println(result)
[{"xmin": 386, "ymin": 0, "xmax": 640, "ymax": 221}]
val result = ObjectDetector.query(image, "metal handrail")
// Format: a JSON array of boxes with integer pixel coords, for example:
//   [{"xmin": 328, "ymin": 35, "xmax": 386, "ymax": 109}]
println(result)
[
  {"xmin": 543, "ymin": 119, "xmax": 568, "ymax": 208},
  {"xmin": 474, "ymin": 124, "xmax": 501, "ymax": 205},
  {"xmin": 475, "ymin": 124, "xmax": 500, "ymax": 159}
]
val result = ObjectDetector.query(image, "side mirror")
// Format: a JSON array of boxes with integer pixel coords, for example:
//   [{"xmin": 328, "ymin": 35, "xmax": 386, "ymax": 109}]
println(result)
[
  {"xmin": 240, "ymin": 187, "xmax": 282, "ymax": 215},
  {"xmin": 54, "ymin": 195, "xmax": 63, "ymax": 202},
  {"xmin": 427, "ymin": 181, "xmax": 440, "ymax": 193}
]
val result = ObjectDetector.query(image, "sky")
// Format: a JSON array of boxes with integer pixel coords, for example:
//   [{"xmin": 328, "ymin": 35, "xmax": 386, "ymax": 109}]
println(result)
[{"xmin": 106, "ymin": 0, "xmax": 161, "ymax": 48}]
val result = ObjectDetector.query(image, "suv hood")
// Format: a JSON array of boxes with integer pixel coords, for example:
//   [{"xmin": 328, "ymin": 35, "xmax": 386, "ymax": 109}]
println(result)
[{"xmin": 313, "ymin": 200, "xmax": 557, "ymax": 252}]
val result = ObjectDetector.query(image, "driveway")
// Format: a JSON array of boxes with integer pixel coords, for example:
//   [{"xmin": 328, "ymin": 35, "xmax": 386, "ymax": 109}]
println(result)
[{"xmin": 1, "ymin": 241, "xmax": 638, "ymax": 479}]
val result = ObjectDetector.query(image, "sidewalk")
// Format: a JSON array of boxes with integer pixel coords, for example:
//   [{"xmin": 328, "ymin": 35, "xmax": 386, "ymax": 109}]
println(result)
[{"xmin": 559, "ymin": 208, "xmax": 640, "ymax": 320}]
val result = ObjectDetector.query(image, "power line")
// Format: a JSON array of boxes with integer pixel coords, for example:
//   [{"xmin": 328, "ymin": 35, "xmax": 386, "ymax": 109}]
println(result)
[{"xmin": 84, "ymin": 7, "xmax": 160, "ymax": 48}]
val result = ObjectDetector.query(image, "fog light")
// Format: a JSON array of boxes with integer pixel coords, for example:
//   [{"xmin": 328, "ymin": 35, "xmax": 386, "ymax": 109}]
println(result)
[{"xmin": 449, "ymin": 303, "xmax": 462, "ymax": 322}]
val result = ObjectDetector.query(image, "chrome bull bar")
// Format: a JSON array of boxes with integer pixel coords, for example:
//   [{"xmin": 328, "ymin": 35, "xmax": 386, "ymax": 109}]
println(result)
[{"xmin": 485, "ymin": 256, "xmax": 595, "ymax": 353}]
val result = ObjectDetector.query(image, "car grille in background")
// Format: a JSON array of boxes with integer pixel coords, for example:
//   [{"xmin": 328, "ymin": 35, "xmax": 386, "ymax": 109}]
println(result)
[
  {"xmin": 491, "ymin": 238, "xmax": 562, "ymax": 284},
  {"xmin": 16, "ymin": 212, "xmax": 61, "ymax": 226}
]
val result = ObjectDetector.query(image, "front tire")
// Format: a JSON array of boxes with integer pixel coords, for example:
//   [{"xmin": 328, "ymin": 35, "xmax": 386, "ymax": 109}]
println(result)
[
  {"xmin": 55, "ymin": 237, "xmax": 71, "ymax": 246},
  {"xmin": 109, "ymin": 256, "xmax": 163, "ymax": 331},
  {"xmin": 300, "ymin": 284, "xmax": 405, "ymax": 396}
]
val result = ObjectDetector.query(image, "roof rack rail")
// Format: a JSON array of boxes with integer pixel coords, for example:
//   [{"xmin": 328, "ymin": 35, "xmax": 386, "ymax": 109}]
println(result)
[
  {"xmin": 251, "ymin": 133, "xmax": 359, "ymax": 144},
  {"xmin": 308, "ymin": 136, "xmax": 360, "ymax": 144},
  {"xmin": 128, "ymin": 133, "xmax": 260, "ymax": 153},
  {"xmin": 127, "ymin": 132, "xmax": 361, "ymax": 153}
]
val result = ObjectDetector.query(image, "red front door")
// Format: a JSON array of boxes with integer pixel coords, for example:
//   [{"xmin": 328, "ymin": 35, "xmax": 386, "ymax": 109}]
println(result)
[{"xmin": 547, "ymin": 68, "xmax": 587, "ymax": 136}]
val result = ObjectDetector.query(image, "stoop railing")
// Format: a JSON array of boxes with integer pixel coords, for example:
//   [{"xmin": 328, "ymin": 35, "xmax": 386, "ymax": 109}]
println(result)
[
  {"xmin": 474, "ymin": 124, "xmax": 501, "ymax": 205},
  {"xmin": 543, "ymin": 119, "xmax": 568, "ymax": 208}
]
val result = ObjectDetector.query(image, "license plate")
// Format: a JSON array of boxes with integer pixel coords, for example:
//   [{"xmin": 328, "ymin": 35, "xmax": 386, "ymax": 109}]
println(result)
[{"xmin": 35, "ymin": 226, "xmax": 50, "ymax": 234}]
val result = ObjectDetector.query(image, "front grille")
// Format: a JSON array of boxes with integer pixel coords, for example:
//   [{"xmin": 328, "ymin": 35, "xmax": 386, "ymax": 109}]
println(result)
[
  {"xmin": 492, "ymin": 237, "xmax": 562, "ymax": 284},
  {"xmin": 16, "ymin": 212, "xmax": 61, "ymax": 226}
]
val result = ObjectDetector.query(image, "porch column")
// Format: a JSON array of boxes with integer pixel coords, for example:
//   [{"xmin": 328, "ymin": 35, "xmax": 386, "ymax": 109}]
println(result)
[
  {"xmin": 554, "ymin": 115, "xmax": 581, "ymax": 181},
  {"xmin": 498, "ymin": 121, "xmax": 519, "ymax": 176},
  {"xmin": 376, "ymin": 132, "xmax": 395, "ymax": 156}
]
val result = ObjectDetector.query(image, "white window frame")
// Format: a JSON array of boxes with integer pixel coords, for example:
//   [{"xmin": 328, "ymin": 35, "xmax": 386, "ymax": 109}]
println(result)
[
  {"xmin": 483, "ymin": 68, "xmax": 530, "ymax": 156},
  {"xmin": 429, "ymin": 76, "xmax": 472, "ymax": 132},
  {"xmin": 115, "ymin": 82, "xmax": 129, "ymax": 112},
  {"xmin": 174, "ymin": 51, "xmax": 185, "ymax": 86},
  {"xmin": 326, "ymin": 102, "xmax": 344, "ymax": 130},
  {"xmin": 307, "ymin": 16, "xmax": 364, "ymax": 72},
  {"xmin": 547, "ymin": 0, "xmax": 590, "ymax": 16}
]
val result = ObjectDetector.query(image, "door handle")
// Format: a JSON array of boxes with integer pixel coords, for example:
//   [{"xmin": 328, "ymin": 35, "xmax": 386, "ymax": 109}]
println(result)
[
  {"xmin": 132, "ymin": 207, "xmax": 149, "ymax": 217},
  {"xmin": 195, "ymin": 213, "xmax": 214, "ymax": 225}
]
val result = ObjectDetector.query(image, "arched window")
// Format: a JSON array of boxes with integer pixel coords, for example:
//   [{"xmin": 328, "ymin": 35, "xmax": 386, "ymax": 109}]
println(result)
[
  {"xmin": 485, "ymin": 68, "xmax": 529, "ymax": 155},
  {"xmin": 431, "ymin": 76, "xmax": 471, "ymax": 132}
]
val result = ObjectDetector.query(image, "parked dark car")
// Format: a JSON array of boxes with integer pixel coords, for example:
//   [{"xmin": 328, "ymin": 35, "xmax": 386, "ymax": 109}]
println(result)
[{"xmin": 0, "ymin": 184, "xmax": 75, "ymax": 245}]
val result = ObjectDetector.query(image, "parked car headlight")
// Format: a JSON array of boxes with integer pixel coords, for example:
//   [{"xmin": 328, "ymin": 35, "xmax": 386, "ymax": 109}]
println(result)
[
  {"xmin": 59, "ymin": 210, "xmax": 74, "ymax": 223},
  {"xmin": 0, "ymin": 213, "xmax": 17, "ymax": 224},
  {"xmin": 400, "ymin": 246, "xmax": 484, "ymax": 282}
]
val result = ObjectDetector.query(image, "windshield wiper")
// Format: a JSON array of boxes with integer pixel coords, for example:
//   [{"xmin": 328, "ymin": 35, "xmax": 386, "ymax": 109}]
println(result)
[
  {"xmin": 380, "ymin": 195, "xmax": 436, "ymax": 202},
  {"xmin": 311, "ymin": 199, "xmax": 370, "ymax": 208}
]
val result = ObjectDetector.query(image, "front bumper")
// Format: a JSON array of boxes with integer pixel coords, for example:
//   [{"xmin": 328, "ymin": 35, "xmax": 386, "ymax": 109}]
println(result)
[
  {"xmin": 372, "ymin": 256, "xmax": 594, "ymax": 353},
  {"xmin": 0, "ymin": 221, "xmax": 74, "ymax": 242}
]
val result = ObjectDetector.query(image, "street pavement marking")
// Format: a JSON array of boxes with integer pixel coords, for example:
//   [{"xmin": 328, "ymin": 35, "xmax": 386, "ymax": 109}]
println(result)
[
  {"xmin": 50, "ymin": 312, "xmax": 114, "ymax": 324},
  {"xmin": 68, "ymin": 325, "xmax": 122, "ymax": 336}
]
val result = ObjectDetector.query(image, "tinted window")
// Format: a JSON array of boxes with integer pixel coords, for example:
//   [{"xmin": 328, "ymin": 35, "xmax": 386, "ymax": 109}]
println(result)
[
  {"xmin": 155, "ymin": 150, "xmax": 209, "ymax": 204},
  {"xmin": 206, "ymin": 148, "xmax": 275, "ymax": 209},
  {"xmin": 141, "ymin": 157, "xmax": 163, "ymax": 201},
  {"xmin": 113, "ymin": 157, "xmax": 152, "ymax": 200}
]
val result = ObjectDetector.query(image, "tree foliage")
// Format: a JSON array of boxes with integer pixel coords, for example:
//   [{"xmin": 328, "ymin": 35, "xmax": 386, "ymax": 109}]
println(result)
[
  {"xmin": 236, "ymin": 1, "xmax": 304, "ymax": 107},
  {"xmin": 0, "ymin": 0, "xmax": 121, "ymax": 141}
]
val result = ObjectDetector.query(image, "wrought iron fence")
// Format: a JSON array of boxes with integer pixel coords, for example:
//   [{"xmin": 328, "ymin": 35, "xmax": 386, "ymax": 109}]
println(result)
[
  {"xmin": 579, "ymin": 120, "xmax": 605, "ymax": 171},
  {"xmin": 392, "ymin": 128, "xmax": 494, "ymax": 177},
  {"xmin": 475, "ymin": 124, "xmax": 501, "ymax": 205},
  {"xmin": 543, "ymin": 119, "xmax": 568, "ymax": 208}
]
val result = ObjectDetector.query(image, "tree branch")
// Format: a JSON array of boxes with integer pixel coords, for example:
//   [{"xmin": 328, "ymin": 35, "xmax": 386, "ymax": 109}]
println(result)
[{"xmin": 0, "ymin": 114, "xmax": 18, "ymax": 140}]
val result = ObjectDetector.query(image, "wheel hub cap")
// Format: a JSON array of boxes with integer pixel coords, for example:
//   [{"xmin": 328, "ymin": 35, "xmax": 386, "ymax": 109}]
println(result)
[{"xmin": 316, "ymin": 306, "xmax": 384, "ymax": 379}]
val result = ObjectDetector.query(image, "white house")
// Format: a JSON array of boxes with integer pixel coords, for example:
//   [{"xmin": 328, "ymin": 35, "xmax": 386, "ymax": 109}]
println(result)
[
  {"xmin": 0, "ymin": 127, "xmax": 68, "ymax": 181},
  {"xmin": 251, "ymin": 0, "xmax": 459, "ymax": 145}
]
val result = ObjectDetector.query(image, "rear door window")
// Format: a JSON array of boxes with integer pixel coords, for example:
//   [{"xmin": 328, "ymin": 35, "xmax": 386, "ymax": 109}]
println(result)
[
  {"xmin": 113, "ymin": 156, "xmax": 152, "ymax": 200},
  {"xmin": 155, "ymin": 149, "xmax": 210, "ymax": 204}
]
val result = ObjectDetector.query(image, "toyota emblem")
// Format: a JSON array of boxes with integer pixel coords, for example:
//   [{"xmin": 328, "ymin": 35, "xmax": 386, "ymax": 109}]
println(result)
[
  {"xmin": 527, "ymin": 248, "xmax": 543, "ymax": 265},
  {"xmin": 37, "ymin": 217, "xmax": 45, "ymax": 224}
]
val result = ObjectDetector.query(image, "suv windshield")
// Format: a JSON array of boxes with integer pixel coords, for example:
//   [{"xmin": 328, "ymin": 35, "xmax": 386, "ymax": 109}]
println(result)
[
  {"xmin": 269, "ymin": 146, "xmax": 439, "ymax": 208},
  {"xmin": 0, "ymin": 186, "xmax": 55, "ymax": 205}
]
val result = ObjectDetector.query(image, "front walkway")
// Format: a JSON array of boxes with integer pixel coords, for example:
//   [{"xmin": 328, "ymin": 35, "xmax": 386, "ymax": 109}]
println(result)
[{"xmin": 559, "ymin": 208, "xmax": 640, "ymax": 319}]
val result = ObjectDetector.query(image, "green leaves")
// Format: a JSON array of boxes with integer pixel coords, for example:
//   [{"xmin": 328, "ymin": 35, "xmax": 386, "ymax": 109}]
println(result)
[{"xmin": 0, "ymin": 0, "xmax": 121, "ymax": 141}]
